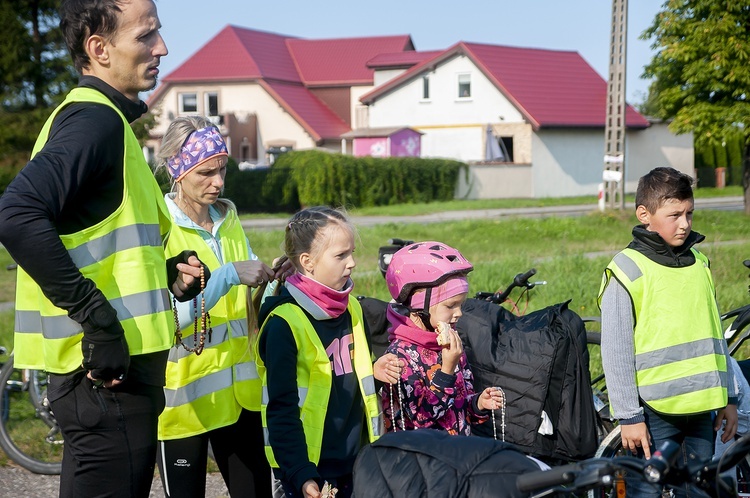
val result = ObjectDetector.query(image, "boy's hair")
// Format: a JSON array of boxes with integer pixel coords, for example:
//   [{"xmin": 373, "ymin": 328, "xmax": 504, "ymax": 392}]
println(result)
[
  {"xmin": 285, "ymin": 206, "xmax": 355, "ymax": 270},
  {"xmin": 635, "ymin": 167, "xmax": 694, "ymax": 214},
  {"xmin": 59, "ymin": 0, "xmax": 125, "ymax": 74}
]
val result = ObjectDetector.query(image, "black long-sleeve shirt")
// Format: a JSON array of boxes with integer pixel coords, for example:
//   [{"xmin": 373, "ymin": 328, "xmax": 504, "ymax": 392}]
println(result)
[{"xmin": 0, "ymin": 76, "xmax": 168, "ymax": 387}]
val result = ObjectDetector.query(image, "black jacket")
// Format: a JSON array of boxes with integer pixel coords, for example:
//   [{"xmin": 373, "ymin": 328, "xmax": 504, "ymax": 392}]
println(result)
[{"xmin": 353, "ymin": 429, "xmax": 541, "ymax": 498}]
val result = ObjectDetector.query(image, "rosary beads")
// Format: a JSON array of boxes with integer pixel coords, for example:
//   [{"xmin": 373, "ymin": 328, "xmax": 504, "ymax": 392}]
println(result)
[
  {"xmin": 173, "ymin": 265, "xmax": 212, "ymax": 355},
  {"xmin": 491, "ymin": 386, "xmax": 506, "ymax": 441}
]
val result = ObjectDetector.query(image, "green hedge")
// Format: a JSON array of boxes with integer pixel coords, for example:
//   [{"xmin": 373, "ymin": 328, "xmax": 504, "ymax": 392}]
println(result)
[
  {"xmin": 276, "ymin": 150, "xmax": 464, "ymax": 208},
  {"xmin": 222, "ymin": 151, "xmax": 465, "ymax": 213}
]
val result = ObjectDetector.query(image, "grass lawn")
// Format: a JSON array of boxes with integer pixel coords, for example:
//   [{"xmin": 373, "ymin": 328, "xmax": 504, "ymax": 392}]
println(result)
[{"xmin": 1, "ymin": 200, "xmax": 748, "ymax": 386}]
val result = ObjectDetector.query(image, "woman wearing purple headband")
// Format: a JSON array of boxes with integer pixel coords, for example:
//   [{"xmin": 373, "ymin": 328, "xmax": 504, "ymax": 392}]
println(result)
[{"xmin": 155, "ymin": 116, "xmax": 276, "ymax": 498}]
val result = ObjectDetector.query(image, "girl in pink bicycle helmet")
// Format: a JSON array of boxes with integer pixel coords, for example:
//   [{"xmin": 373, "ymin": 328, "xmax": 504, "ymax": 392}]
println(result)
[{"xmin": 381, "ymin": 241, "xmax": 504, "ymax": 435}]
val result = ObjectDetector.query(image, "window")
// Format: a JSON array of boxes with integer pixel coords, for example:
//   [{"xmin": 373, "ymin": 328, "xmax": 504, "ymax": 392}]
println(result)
[
  {"xmin": 500, "ymin": 137, "xmax": 514, "ymax": 162},
  {"xmin": 205, "ymin": 92, "xmax": 219, "ymax": 117},
  {"xmin": 422, "ymin": 75, "xmax": 430, "ymax": 100},
  {"xmin": 457, "ymin": 74, "xmax": 471, "ymax": 98},
  {"xmin": 179, "ymin": 93, "xmax": 197, "ymax": 113}
]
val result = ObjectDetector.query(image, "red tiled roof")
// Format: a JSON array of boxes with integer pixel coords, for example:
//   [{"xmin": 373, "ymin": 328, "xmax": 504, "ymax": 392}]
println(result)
[
  {"xmin": 287, "ymin": 35, "xmax": 414, "ymax": 86},
  {"xmin": 260, "ymin": 81, "xmax": 350, "ymax": 142},
  {"xmin": 163, "ymin": 25, "xmax": 300, "ymax": 83},
  {"xmin": 366, "ymin": 50, "xmax": 442, "ymax": 69},
  {"xmin": 361, "ymin": 42, "xmax": 649, "ymax": 129}
]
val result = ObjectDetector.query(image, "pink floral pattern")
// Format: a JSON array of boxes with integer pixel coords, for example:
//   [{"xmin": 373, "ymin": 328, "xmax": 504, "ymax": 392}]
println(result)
[{"xmin": 381, "ymin": 339, "xmax": 488, "ymax": 435}]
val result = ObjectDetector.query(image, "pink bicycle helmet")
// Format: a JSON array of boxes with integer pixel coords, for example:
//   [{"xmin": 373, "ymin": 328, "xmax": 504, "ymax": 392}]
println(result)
[{"xmin": 386, "ymin": 241, "xmax": 473, "ymax": 306}]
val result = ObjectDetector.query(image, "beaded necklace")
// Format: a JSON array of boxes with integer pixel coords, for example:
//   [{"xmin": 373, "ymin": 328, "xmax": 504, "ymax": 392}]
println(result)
[
  {"xmin": 388, "ymin": 378, "xmax": 406, "ymax": 431},
  {"xmin": 173, "ymin": 265, "xmax": 212, "ymax": 355},
  {"xmin": 491, "ymin": 387, "xmax": 507, "ymax": 442}
]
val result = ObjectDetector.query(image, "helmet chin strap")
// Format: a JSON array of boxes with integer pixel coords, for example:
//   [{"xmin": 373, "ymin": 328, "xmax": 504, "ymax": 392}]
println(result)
[{"xmin": 409, "ymin": 287, "xmax": 435, "ymax": 332}]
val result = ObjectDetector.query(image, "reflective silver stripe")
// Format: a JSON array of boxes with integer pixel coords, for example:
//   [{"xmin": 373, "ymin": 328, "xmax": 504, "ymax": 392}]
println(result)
[
  {"xmin": 164, "ymin": 368, "xmax": 233, "ymax": 407},
  {"xmin": 234, "ymin": 360, "xmax": 259, "ymax": 381},
  {"xmin": 613, "ymin": 252, "xmax": 642, "ymax": 281},
  {"xmin": 263, "ymin": 427, "xmax": 271, "ymax": 446},
  {"xmin": 229, "ymin": 319, "xmax": 248, "ymax": 338},
  {"xmin": 261, "ymin": 385, "xmax": 306, "ymax": 407},
  {"xmin": 14, "ymin": 288, "xmax": 170, "ymax": 339},
  {"xmin": 15, "ymin": 310, "xmax": 42, "ymax": 334},
  {"xmin": 361, "ymin": 375, "xmax": 376, "ymax": 397},
  {"xmin": 639, "ymin": 370, "xmax": 727, "ymax": 401},
  {"xmin": 169, "ymin": 322, "xmax": 231, "ymax": 362},
  {"xmin": 635, "ymin": 338, "xmax": 726, "ymax": 371},
  {"xmin": 371, "ymin": 416, "xmax": 381, "ymax": 437},
  {"xmin": 67, "ymin": 224, "xmax": 163, "ymax": 268},
  {"xmin": 111, "ymin": 288, "xmax": 170, "ymax": 321}
]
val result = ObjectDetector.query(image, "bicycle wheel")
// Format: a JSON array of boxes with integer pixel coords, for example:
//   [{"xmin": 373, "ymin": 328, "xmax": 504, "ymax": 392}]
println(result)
[
  {"xmin": 586, "ymin": 425, "xmax": 625, "ymax": 498},
  {"xmin": 0, "ymin": 355, "xmax": 63, "ymax": 474}
]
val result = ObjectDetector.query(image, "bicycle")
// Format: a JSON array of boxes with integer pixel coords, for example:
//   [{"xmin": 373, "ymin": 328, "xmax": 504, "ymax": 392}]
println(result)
[
  {"xmin": 0, "ymin": 263, "xmax": 63, "ymax": 475},
  {"xmin": 517, "ymin": 434, "xmax": 750, "ymax": 498}
]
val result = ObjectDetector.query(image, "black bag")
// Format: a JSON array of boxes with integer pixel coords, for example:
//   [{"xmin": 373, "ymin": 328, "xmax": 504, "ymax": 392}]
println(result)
[
  {"xmin": 353, "ymin": 429, "xmax": 541, "ymax": 498},
  {"xmin": 358, "ymin": 296, "xmax": 391, "ymax": 358},
  {"xmin": 456, "ymin": 298, "xmax": 598, "ymax": 462}
]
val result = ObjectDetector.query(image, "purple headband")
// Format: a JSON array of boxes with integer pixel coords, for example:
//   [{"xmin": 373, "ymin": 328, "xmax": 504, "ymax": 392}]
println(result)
[{"xmin": 167, "ymin": 126, "xmax": 228, "ymax": 181}]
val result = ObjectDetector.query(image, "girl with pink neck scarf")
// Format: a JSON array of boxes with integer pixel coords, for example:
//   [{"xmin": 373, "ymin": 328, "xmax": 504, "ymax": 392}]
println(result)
[
  {"xmin": 256, "ymin": 206, "xmax": 400, "ymax": 498},
  {"xmin": 382, "ymin": 241, "xmax": 504, "ymax": 435}
]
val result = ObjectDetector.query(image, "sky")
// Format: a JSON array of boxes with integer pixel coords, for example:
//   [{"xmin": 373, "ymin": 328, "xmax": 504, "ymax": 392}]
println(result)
[{"xmin": 154, "ymin": 0, "xmax": 666, "ymax": 105}]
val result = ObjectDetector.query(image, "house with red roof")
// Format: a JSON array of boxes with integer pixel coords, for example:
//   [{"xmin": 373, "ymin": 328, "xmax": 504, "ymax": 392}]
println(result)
[
  {"xmin": 146, "ymin": 26, "xmax": 415, "ymax": 166},
  {"xmin": 359, "ymin": 41, "xmax": 692, "ymax": 197},
  {"xmin": 146, "ymin": 26, "xmax": 692, "ymax": 198}
]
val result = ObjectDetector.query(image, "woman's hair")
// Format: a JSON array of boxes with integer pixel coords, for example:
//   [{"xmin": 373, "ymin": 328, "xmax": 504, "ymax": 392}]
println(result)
[
  {"xmin": 59, "ymin": 0, "xmax": 124, "ymax": 74},
  {"xmin": 285, "ymin": 206, "xmax": 355, "ymax": 270},
  {"xmin": 635, "ymin": 167, "xmax": 694, "ymax": 214}
]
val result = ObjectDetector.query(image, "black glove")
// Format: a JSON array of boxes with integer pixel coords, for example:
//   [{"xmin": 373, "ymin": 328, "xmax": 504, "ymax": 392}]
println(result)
[
  {"xmin": 166, "ymin": 250, "xmax": 211, "ymax": 302},
  {"xmin": 81, "ymin": 304, "xmax": 129, "ymax": 382}
]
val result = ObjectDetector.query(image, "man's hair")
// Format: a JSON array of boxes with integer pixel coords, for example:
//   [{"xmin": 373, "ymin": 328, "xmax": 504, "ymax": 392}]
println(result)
[
  {"xmin": 635, "ymin": 167, "xmax": 694, "ymax": 214},
  {"xmin": 59, "ymin": 0, "xmax": 124, "ymax": 74}
]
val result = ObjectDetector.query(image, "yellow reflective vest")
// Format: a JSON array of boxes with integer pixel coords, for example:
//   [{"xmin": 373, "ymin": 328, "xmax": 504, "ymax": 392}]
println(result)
[
  {"xmin": 598, "ymin": 247, "xmax": 728, "ymax": 415},
  {"xmin": 14, "ymin": 87, "xmax": 173, "ymax": 373},
  {"xmin": 256, "ymin": 297, "xmax": 381, "ymax": 467},
  {"xmin": 159, "ymin": 200, "xmax": 260, "ymax": 439}
]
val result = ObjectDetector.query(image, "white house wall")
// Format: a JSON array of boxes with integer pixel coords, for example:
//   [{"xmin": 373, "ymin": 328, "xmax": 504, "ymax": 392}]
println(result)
[
  {"xmin": 373, "ymin": 69, "xmax": 407, "ymax": 87},
  {"xmin": 367, "ymin": 54, "xmax": 524, "ymax": 161},
  {"xmin": 531, "ymin": 126, "xmax": 694, "ymax": 198},
  {"xmin": 150, "ymin": 82, "xmax": 316, "ymax": 152},
  {"xmin": 627, "ymin": 123, "xmax": 694, "ymax": 192}
]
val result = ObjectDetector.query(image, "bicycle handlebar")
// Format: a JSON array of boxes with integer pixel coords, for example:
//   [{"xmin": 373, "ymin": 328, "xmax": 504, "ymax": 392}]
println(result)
[
  {"xmin": 387, "ymin": 238, "xmax": 413, "ymax": 247},
  {"xmin": 476, "ymin": 268, "xmax": 537, "ymax": 304},
  {"xmin": 516, "ymin": 463, "xmax": 579, "ymax": 492},
  {"xmin": 517, "ymin": 436, "xmax": 750, "ymax": 497}
]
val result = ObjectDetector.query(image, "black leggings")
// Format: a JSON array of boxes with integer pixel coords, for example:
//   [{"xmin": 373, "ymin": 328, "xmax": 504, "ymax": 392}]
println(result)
[{"xmin": 158, "ymin": 409, "xmax": 272, "ymax": 497}]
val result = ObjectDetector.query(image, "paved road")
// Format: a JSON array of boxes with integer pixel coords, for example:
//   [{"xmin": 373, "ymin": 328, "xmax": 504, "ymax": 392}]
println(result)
[
  {"xmin": 0, "ymin": 464, "xmax": 230, "ymax": 497},
  {"xmin": 241, "ymin": 196, "xmax": 745, "ymax": 231}
]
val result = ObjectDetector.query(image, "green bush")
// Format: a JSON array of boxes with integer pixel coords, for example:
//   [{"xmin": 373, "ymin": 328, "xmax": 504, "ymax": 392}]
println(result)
[
  {"xmin": 222, "ymin": 158, "xmax": 300, "ymax": 213},
  {"xmin": 695, "ymin": 167, "xmax": 717, "ymax": 188},
  {"xmin": 272, "ymin": 150, "xmax": 465, "ymax": 208}
]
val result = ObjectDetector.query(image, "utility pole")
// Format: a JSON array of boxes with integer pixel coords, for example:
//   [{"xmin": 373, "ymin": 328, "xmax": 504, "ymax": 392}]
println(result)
[{"xmin": 602, "ymin": 0, "xmax": 627, "ymax": 210}]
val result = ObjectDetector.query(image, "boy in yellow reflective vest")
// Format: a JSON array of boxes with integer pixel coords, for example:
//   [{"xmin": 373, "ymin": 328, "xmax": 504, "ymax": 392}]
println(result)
[{"xmin": 598, "ymin": 167, "xmax": 737, "ymax": 497}]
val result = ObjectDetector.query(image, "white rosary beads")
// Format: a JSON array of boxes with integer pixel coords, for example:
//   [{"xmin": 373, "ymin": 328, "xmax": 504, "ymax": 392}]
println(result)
[{"xmin": 491, "ymin": 386, "xmax": 506, "ymax": 442}]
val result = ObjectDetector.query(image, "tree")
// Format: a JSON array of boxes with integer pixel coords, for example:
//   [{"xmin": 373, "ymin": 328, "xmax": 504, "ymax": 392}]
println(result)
[
  {"xmin": 641, "ymin": 0, "xmax": 750, "ymax": 213},
  {"xmin": 0, "ymin": 1, "xmax": 76, "ymax": 169}
]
